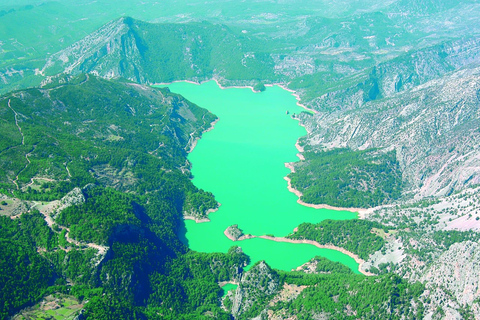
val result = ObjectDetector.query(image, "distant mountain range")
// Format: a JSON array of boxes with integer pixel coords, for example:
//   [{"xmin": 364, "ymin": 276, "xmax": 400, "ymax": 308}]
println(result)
[{"xmin": 39, "ymin": 14, "xmax": 480, "ymax": 201}]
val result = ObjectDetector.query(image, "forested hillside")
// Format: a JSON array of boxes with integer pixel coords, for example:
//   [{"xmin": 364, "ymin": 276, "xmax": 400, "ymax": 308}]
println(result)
[
  {"xmin": 289, "ymin": 149, "xmax": 402, "ymax": 208},
  {"xmin": 0, "ymin": 74, "xmax": 251, "ymax": 319},
  {"xmin": 0, "ymin": 73, "xmax": 216, "ymax": 209},
  {"xmin": 42, "ymin": 18, "xmax": 278, "ymax": 85}
]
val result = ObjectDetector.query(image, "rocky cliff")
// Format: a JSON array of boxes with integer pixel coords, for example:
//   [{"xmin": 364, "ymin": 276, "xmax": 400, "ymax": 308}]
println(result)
[
  {"xmin": 43, "ymin": 17, "xmax": 147, "ymax": 84},
  {"xmin": 230, "ymin": 261, "xmax": 281, "ymax": 319},
  {"xmin": 421, "ymin": 241, "xmax": 480, "ymax": 319},
  {"xmin": 41, "ymin": 17, "xmax": 277, "ymax": 86},
  {"xmin": 303, "ymin": 36, "xmax": 480, "ymax": 112},
  {"xmin": 303, "ymin": 65, "xmax": 480, "ymax": 198}
]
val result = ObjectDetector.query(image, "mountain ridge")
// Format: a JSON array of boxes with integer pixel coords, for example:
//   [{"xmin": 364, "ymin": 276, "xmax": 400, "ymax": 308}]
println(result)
[{"xmin": 42, "ymin": 17, "xmax": 278, "ymax": 86}]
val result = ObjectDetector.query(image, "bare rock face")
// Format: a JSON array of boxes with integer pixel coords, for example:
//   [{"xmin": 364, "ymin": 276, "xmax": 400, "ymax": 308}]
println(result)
[
  {"xmin": 422, "ymin": 286, "xmax": 464, "ymax": 320},
  {"xmin": 43, "ymin": 17, "xmax": 147, "ymax": 84},
  {"xmin": 232, "ymin": 261, "xmax": 281, "ymax": 319},
  {"xmin": 303, "ymin": 66, "xmax": 480, "ymax": 199},
  {"xmin": 0, "ymin": 198, "xmax": 30, "ymax": 217},
  {"xmin": 297, "ymin": 37, "xmax": 480, "ymax": 203},
  {"xmin": 225, "ymin": 225, "xmax": 245, "ymax": 241},
  {"xmin": 54, "ymin": 187, "xmax": 85, "ymax": 218},
  {"xmin": 306, "ymin": 36, "xmax": 480, "ymax": 113},
  {"xmin": 421, "ymin": 241, "xmax": 480, "ymax": 316}
]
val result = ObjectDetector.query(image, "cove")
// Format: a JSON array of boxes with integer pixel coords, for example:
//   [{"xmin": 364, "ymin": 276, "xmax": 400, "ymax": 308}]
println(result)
[
  {"xmin": 221, "ymin": 283, "xmax": 238, "ymax": 297},
  {"xmin": 158, "ymin": 81, "xmax": 359, "ymax": 273}
]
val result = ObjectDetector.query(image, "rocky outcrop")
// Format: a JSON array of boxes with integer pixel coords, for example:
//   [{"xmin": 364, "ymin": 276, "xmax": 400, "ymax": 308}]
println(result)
[
  {"xmin": 42, "ymin": 17, "xmax": 147, "ymax": 84},
  {"xmin": 53, "ymin": 187, "xmax": 85, "ymax": 218},
  {"xmin": 303, "ymin": 36, "xmax": 480, "ymax": 112},
  {"xmin": 224, "ymin": 224, "xmax": 255, "ymax": 241},
  {"xmin": 225, "ymin": 225, "xmax": 244, "ymax": 241},
  {"xmin": 40, "ymin": 17, "xmax": 277, "ymax": 86},
  {"xmin": 363, "ymin": 188, "xmax": 480, "ymax": 318},
  {"xmin": 366, "ymin": 185, "xmax": 480, "ymax": 232},
  {"xmin": 0, "ymin": 198, "xmax": 30, "ymax": 218},
  {"xmin": 421, "ymin": 241, "xmax": 480, "ymax": 318},
  {"xmin": 303, "ymin": 65, "xmax": 480, "ymax": 198},
  {"xmin": 231, "ymin": 261, "xmax": 281, "ymax": 319}
]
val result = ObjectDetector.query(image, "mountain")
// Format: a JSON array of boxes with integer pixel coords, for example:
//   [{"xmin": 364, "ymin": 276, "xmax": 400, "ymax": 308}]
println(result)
[
  {"xmin": 42, "ymin": 17, "xmax": 277, "ymax": 85},
  {"xmin": 288, "ymin": 35, "xmax": 480, "ymax": 113},
  {"xmin": 1, "ymin": 73, "xmax": 213, "ymax": 198},
  {"xmin": 387, "ymin": 0, "xmax": 477, "ymax": 16},
  {"xmin": 0, "ymin": 74, "xmax": 257, "ymax": 319},
  {"xmin": 2, "ymin": 2, "xmax": 480, "ymax": 319},
  {"xmin": 3, "ymin": 0, "xmax": 480, "ymax": 98},
  {"xmin": 281, "ymin": 36, "xmax": 480, "ymax": 216},
  {"xmin": 301, "ymin": 64, "xmax": 480, "ymax": 198},
  {"xmin": 0, "ymin": 76, "xmax": 427, "ymax": 320}
]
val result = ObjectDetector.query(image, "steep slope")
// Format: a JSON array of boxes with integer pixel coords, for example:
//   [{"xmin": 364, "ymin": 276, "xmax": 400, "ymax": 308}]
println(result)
[
  {"xmin": 420, "ymin": 241, "xmax": 480, "ymax": 318},
  {"xmin": 42, "ymin": 17, "xmax": 148, "ymax": 83},
  {"xmin": 4, "ymin": 1, "xmax": 480, "ymax": 99},
  {"xmin": 2, "ymin": 4, "xmax": 480, "ymax": 318},
  {"xmin": 0, "ymin": 73, "xmax": 217, "ymax": 217},
  {"xmin": 42, "ymin": 17, "xmax": 277, "ymax": 85},
  {"xmin": 301, "ymin": 66, "xmax": 480, "ymax": 198},
  {"xmin": 0, "ymin": 74, "xmax": 257, "ymax": 319},
  {"xmin": 387, "ymin": 0, "xmax": 473, "ymax": 15},
  {"xmin": 296, "ymin": 36, "xmax": 480, "ymax": 112}
]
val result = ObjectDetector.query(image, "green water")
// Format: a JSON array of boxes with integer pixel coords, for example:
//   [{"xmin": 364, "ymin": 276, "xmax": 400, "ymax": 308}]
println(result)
[
  {"xmin": 221, "ymin": 283, "xmax": 238, "ymax": 297},
  {"xmin": 159, "ymin": 81, "xmax": 359, "ymax": 273}
]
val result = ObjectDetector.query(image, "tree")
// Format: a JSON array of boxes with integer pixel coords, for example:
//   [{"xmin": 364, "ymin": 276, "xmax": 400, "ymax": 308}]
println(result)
[{"xmin": 253, "ymin": 82, "xmax": 266, "ymax": 92}]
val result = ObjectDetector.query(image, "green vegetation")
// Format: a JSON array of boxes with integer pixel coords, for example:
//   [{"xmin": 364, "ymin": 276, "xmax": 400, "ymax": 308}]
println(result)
[
  {"xmin": 0, "ymin": 75, "xmax": 255, "ymax": 318},
  {"xmin": 289, "ymin": 148, "xmax": 403, "ymax": 208},
  {"xmin": 35, "ymin": 18, "xmax": 281, "ymax": 89},
  {"xmin": 12, "ymin": 294, "xmax": 83, "ymax": 320},
  {"xmin": 0, "ymin": 74, "xmax": 216, "ymax": 209},
  {"xmin": 119, "ymin": 18, "xmax": 278, "ymax": 83},
  {"xmin": 57, "ymin": 187, "xmax": 140, "ymax": 245},
  {"xmin": 45, "ymin": 248, "xmax": 99, "ymax": 285},
  {"xmin": 253, "ymin": 82, "xmax": 266, "ymax": 92},
  {"xmin": 1, "ymin": 2, "xmax": 478, "ymax": 316},
  {"xmin": 232, "ymin": 261, "xmax": 281, "ymax": 320},
  {"xmin": 0, "ymin": 66, "xmax": 414, "ymax": 320},
  {"xmin": 312, "ymin": 256, "xmax": 354, "ymax": 274},
  {"xmin": 401, "ymin": 230, "xmax": 480, "ymax": 263},
  {"xmin": 183, "ymin": 189, "xmax": 218, "ymax": 218},
  {"xmin": 276, "ymin": 271, "xmax": 425, "ymax": 319},
  {"xmin": 431, "ymin": 230, "xmax": 480, "ymax": 249},
  {"xmin": 0, "ymin": 213, "xmax": 56, "ymax": 318},
  {"xmin": 289, "ymin": 219, "xmax": 393, "ymax": 260},
  {"xmin": 0, "ymin": 240, "xmax": 54, "ymax": 319},
  {"xmin": 0, "ymin": 210, "xmax": 58, "ymax": 250},
  {"xmin": 225, "ymin": 259, "xmax": 424, "ymax": 319},
  {"xmin": 0, "ymin": 203, "xmax": 249, "ymax": 319}
]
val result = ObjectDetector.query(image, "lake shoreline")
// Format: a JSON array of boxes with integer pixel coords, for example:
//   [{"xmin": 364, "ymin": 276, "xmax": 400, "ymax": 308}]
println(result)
[
  {"xmin": 189, "ymin": 117, "xmax": 220, "ymax": 153},
  {"xmin": 153, "ymin": 78, "xmax": 262, "ymax": 93},
  {"xmin": 223, "ymin": 228, "xmax": 256, "ymax": 241},
  {"xmin": 183, "ymin": 215, "xmax": 210, "ymax": 223},
  {"xmin": 152, "ymin": 79, "xmax": 316, "ymax": 113},
  {"xmin": 258, "ymin": 235, "xmax": 374, "ymax": 276},
  {"xmin": 184, "ymin": 204, "xmax": 221, "ymax": 223},
  {"xmin": 273, "ymin": 84, "xmax": 317, "ymax": 114},
  {"xmin": 165, "ymin": 80, "xmax": 364, "ymax": 272},
  {"xmin": 224, "ymin": 231, "xmax": 373, "ymax": 276},
  {"xmin": 283, "ymin": 164, "xmax": 365, "ymax": 214}
]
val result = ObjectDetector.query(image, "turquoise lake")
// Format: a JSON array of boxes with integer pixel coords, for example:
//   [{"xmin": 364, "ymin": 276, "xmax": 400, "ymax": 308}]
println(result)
[{"xmin": 158, "ymin": 81, "xmax": 359, "ymax": 272}]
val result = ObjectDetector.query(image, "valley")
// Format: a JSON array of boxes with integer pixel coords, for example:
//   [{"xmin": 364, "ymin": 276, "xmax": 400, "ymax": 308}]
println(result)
[
  {"xmin": 1, "ymin": 0, "xmax": 480, "ymax": 319},
  {"xmin": 160, "ymin": 80, "xmax": 360, "ymax": 272}
]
